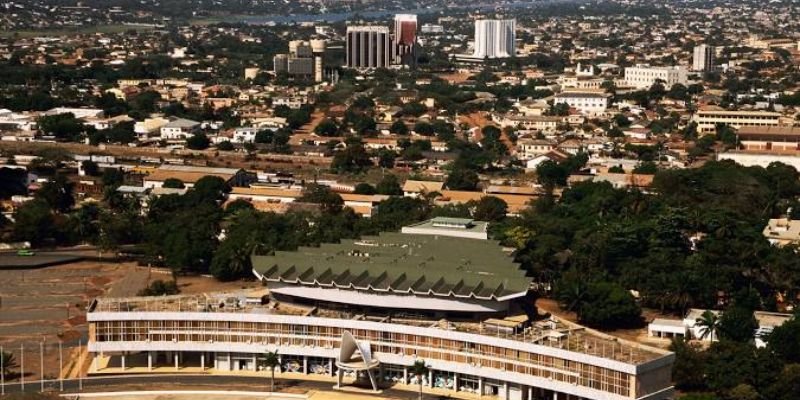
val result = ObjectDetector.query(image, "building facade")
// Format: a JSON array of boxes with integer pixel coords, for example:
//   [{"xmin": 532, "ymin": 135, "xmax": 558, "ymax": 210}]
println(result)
[
  {"xmin": 394, "ymin": 14, "xmax": 418, "ymax": 66},
  {"xmin": 473, "ymin": 19, "xmax": 516, "ymax": 59},
  {"xmin": 693, "ymin": 108, "xmax": 782, "ymax": 134},
  {"xmin": 86, "ymin": 225, "xmax": 675, "ymax": 400},
  {"xmin": 692, "ymin": 45, "xmax": 715, "ymax": 72},
  {"xmin": 553, "ymin": 92, "xmax": 611, "ymax": 116},
  {"xmin": 346, "ymin": 26, "xmax": 392, "ymax": 69},
  {"xmin": 623, "ymin": 65, "xmax": 688, "ymax": 89},
  {"xmin": 274, "ymin": 40, "xmax": 326, "ymax": 82}
]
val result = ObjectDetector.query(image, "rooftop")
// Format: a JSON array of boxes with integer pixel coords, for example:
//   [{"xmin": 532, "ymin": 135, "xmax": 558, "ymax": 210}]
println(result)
[{"xmin": 252, "ymin": 232, "xmax": 527, "ymax": 300}]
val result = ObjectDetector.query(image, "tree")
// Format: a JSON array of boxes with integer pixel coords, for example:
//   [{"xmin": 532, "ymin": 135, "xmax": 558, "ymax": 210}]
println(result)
[
  {"xmin": 106, "ymin": 121, "xmax": 136, "ymax": 144},
  {"xmin": 217, "ymin": 141, "xmax": 234, "ymax": 151},
  {"xmin": 767, "ymin": 318, "xmax": 800, "ymax": 363},
  {"xmin": 162, "ymin": 178, "xmax": 186, "ymax": 189},
  {"xmin": 536, "ymin": 160, "xmax": 568, "ymax": 189},
  {"xmin": 669, "ymin": 338, "xmax": 707, "ymax": 390},
  {"xmin": 473, "ymin": 196, "xmax": 508, "ymax": 222},
  {"xmin": 186, "ymin": 133, "xmax": 211, "ymax": 150},
  {"xmin": 81, "ymin": 160, "xmax": 100, "ymax": 176},
  {"xmin": 314, "ymin": 119, "xmax": 339, "ymax": 136},
  {"xmin": 411, "ymin": 359, "xmax": 429, "ymax": 400},
  {"xmin": 445, "ymin": 167, "xmax": 479, "ymax": 191},
  {"xmin": 1, "ymin": 350, "xmax": 17, "ymax": 376},
  {"xmin": 413, "ymin": 121, "xmax": 435, "ymax": 136},
  {"xmin": 695, "ymin": 310, "xmax": 720, "ymax": 342},
  {"xmin": 0, "ymin": 168, "xmax": 27, "ymax": 199},
  {"xmin": 480, "ymin": 125, "xmax": 509, "ymax": 162},
  {"xmin": 717, "ymin": 306, "xmax": 757, "ymax": 343},
  {"xmin": 633, "ymin": 161, "xmax": 658, "ymax": 175},
  {"xmin": 390, "ymin": 120, "xmax": 409, "ymax": 135},
  {"xmin": 354, "ymin": 183, "xmax": 377, "ymax": 195},
  {"xmin": 36, "ymin": 175, "xmax": 74, "ymax": 213},
  {"xmin": 102, "ymin": 168, "xmax": 125, "ymax": 189},
  {"xmin": 300, "ymin": 184, "xmax": 343, "ymax": 214},
  {"xmin": 727, "ymin": 384, "xmax": 759, "ymax": 400},
  {"xmin": 578, "ymin": 281, "xmax": 642, "ymax": 328},
  {"xmin": 190, "ymin": 176, "xmax": 230, "ymax": 204},
  {"xmin": 37, "ymin": 113, "xmax": 86, "ymax": 141},
  {"xmin": 263, "ymin": 350, "xmax": 280, "ymax": 393},
  {"xmin": 331, "ymin": 142, "xmax": 373, "ymax": 174},
  {"xmin": 377, "ymin": 149, "xmax": 396, "ymax": 169},
  {"xmin": 375, "ymin": 174, "xmax": 403, "ymax": 196},
  {"xmin": 137, "ymin": 279, "xmax": 179, "ymax": 296},
  {"xmin": 12, "ymin": 199, "xmax": 55, "ymax": 246}
]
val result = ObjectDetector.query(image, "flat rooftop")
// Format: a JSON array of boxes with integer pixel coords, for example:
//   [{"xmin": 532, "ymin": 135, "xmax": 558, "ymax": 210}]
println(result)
[
  {"xmin": 91, "ymin": 293, "xmax": 669, "ymax": 365},
  {"xmin": 252, "ymin": 232, "xmax": 526, "ymax": 300}
]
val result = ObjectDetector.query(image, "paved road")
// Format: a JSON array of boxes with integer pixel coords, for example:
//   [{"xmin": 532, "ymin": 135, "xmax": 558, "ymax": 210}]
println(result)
[{"xmin": 0, "ymin": 374, "xmax": 420, "ymax": 398}]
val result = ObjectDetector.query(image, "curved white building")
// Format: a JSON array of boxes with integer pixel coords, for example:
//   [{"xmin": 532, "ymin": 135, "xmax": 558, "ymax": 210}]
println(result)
[{"xmin": 86, "ymin": 223, "xmax": 674, "ymax": 400}]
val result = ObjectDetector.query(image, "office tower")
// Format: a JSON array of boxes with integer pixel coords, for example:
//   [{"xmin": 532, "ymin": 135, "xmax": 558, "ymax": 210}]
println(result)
[
  {"xmin": 346, "ymin": 26, "xmax": 391, "ymax": 69},
  {"xmin": 692, "ymin": 44, "xmax": 715, "ymax": 72},
  {"xmin": 394, "ymin": 14, "xmax": 417, "ymax": 66},
  {"xmin": 273, "ymin": 40, "xmax": 326, "ymax": 82},
  {"xmin": 473, "ymin": 19, "xmax": 516, "ymax": 59}
]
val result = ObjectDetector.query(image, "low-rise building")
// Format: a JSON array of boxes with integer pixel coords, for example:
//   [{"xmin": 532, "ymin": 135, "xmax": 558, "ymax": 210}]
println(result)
[
  {"xmin": 693, "ymin": 108, "xmax": 781, "ymax": 134},
  {"xmin": 552, "ymin": 91, "xmax": 610, "ymax": 116},
  {"xmin": 762, "ymin": 218, "xmax": 800, "ymax": 247},
  {"xmin": 160, "ymin": 118, "xmax": 201, "ymax": 140},
  {"xmin": 623, "ymin": 65, "xmax": 688, "ymax": 89}
]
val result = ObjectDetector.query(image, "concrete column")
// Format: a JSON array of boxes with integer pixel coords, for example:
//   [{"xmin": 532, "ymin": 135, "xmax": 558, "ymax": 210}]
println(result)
[
  {"xmin": 120, "ymin": 354, "xmax": 126, "ymax": 370},
  {"xmin": 478, "ymin": 377, "xmax": 483, "ymax": 397},
  {"xmin": 253, "ymin": 354, "xmax": 258, "ymax": 371},
  {"xmin": 454, "ymin": 373, "xmax": 459, "ymax": 392},
  {"xmin": 147, "ymin": 352, "xmax": 153, "ymax": 371},
  {"xmin": 428, "ymin": 370, "xmax": 433, "ymax": 387},
  {"xmin": 403, "ymin": 367, "xmax": 408, "ymax": 385},
  {"xmin": 201, "ymin": 353, "xmax": 205, "ymax": 370},
  {"xmin": 552, "ymin": 391, "xmax": 558, "ymax": 400},
  {"xmin": 329, "ymin": 359, "xmax": 334, "ymax": 376},
  {"xmin": 527, "ymin": 386, "xmax": 533, "ymax": 400},
  {"xmin": 503, "ymin": 382, "xmax": 509, "ymax": 400},
  {"xmin": 303, "ymin": 356, "xmax": 308, "ymax": 374},
  {"xmin": 174, "ymin": 353, "xmax": 179, "ymax": 370}
]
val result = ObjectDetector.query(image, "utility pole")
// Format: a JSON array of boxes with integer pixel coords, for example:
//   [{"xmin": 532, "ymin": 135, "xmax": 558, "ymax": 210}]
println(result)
[
  {"xmin": 59, "ymin": 341, "xmax": 63, "ymax": 392},
  {"xmin": 40, "ymin": 341, "xmax": 44, "ymax": 392},
  {"xmin": 20, "ymin": 344, "xmax": 24, "ymax": 392},
  {"xmin": 1, "ymin": 345, "xmax": 5, "ymax": 396}
]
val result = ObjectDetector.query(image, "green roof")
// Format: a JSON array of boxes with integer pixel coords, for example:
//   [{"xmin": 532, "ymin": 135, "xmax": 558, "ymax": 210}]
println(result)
[{"xmin": 252, "ymin": 232, "xmax": 529, "ymax": 300}]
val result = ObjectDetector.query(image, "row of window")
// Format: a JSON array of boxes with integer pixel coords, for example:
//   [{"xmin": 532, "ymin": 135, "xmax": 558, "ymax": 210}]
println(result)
[{"xmin": 92, "ymin": 320, "xmax": 633, "ymax": 396}]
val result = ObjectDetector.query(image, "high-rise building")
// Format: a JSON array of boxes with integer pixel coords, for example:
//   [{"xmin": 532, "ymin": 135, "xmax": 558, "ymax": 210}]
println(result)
[
  {"xmin": 473, "ymin": 19, "xmax": 516, "ymax": 59},
  {"xmin": 393, "ymin": 14, "xmax": 417, "ymax": 66},
  {"xmin": 273, "ymin": 40, "xmax": 326, "ymax": 82},
  {"xmin": 346, "ymin": 26, "xmax": 392, "ymax": 69},
  {"xmin": 692, "ymin": 44, "xmax": 715, "ymax": 72}
]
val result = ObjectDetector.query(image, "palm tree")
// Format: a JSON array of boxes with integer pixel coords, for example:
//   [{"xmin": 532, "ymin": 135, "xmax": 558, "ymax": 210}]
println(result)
[
  {"xmin": 262, "ymin": 350, "xmax": 280, "ymax": 394},
  {"xmin": 695, "ymin": 310, "xmax": 720, "ymax": 342},
  {"xmin": 1, "ymin": 351, "xmax": 17, "ymax": 376},
  {"xmin": 410, "ymin": 360, "xmax": 429, "ymax": 400}
]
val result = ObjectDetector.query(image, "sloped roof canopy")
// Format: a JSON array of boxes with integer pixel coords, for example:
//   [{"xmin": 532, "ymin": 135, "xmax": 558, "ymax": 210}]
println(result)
[{"xmin": 252, "ymin": 232, "xmax": 530, "ymax": 301}]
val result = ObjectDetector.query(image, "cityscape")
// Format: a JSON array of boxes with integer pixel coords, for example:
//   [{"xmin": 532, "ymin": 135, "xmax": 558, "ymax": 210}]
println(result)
[{"xmin": 1, "ymin": 1, "xmax": 800, "ymax": 400}]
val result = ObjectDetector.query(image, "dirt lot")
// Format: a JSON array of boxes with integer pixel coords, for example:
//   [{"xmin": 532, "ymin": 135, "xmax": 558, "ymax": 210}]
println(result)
[
  {"xmin": 0, "ymin": 261, "xmax": 254, "ymax": 382},
  {"xmin": 536, "ymin": 297, "xmax": 674, "ymax": 350}
]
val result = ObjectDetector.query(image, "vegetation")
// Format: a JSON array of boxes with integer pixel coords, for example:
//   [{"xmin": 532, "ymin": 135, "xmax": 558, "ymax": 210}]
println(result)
[{"xmin": 137, "ymin": 279, "xmax": 180, "ymax": 296}]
